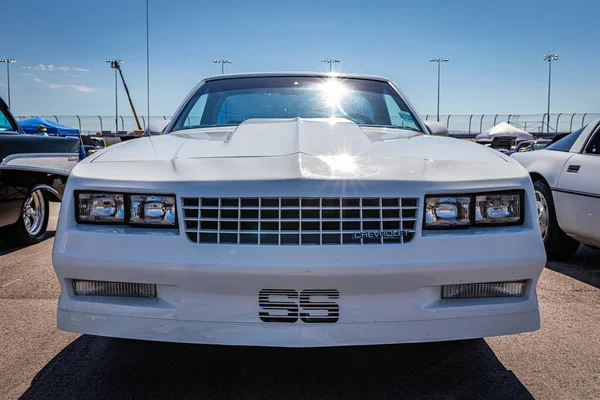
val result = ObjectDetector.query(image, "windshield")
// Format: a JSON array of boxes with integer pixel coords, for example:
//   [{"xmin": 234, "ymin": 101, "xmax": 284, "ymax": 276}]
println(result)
[
  {"xmin": 0, "ymin": 107, "xmax": 17, "ymax": 132},
  {"xmin": 547, "ymin": 126, "xmax": 586, "ymax": 152},
  {"xmin": 171, "ymin": 77, "xmax": 423, "ymax": 133}
]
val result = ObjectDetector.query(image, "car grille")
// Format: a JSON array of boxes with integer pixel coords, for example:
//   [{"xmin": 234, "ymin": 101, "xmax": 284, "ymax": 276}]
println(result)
[{"xmin": 182, "ymin": 197, "xmax": 418, "ymax": 245}]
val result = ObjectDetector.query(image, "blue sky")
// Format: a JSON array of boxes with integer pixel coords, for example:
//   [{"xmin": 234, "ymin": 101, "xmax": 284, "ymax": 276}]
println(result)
[{"xmin": 2, "ymin": 0, "xmax": 599, "ymax": 117}]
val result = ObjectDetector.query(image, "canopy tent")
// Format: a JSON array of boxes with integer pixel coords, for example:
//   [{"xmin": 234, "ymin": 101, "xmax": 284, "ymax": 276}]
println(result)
[
  {"xmin": 17, "ymin": 117, "xmax": 80, "ymax": 136},
  {"xmin": 475, "ymin": 121, "xmax": 533, "ymax": 142},
  {"xmin": 18, "ymin": 117, "xmax": 86, "ymax": 160}
]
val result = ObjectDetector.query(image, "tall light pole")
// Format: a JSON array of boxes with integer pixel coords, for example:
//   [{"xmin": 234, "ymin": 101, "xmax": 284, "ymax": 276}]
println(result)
[
  {"xmin": 543, "ymin": 54, "xmax": 558, "ymax": 132},
  {"xmin": 107, "ymin": 60, "xmax": 124, "ymax": 134},
  {"xmin": 213, "ymin": 60, "xmax": 232, "ymax": 74},
  {"xmin": 146, "ymin": 0, "xmax": 150, "ymax": 133},
  {"xmin": 321, "ymin": 59, "xmax": 340, "ymax": 72},
  {"xmin": 430, "ymin": 58, "xmax": 449, "ymax": 122},
  {"xmin": 0, "ymin": 59, "xmax": 17, "ymax": 108}
]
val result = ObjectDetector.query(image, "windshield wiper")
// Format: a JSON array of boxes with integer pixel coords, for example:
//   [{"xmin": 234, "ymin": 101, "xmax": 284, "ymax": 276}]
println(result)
[
  {"xmin": 172, "ymin": 123, "xmax": 239, "ymax": 132},
  {"xmin": 358, "ymin": 124, "xmax": 423, "ymax": 133}
]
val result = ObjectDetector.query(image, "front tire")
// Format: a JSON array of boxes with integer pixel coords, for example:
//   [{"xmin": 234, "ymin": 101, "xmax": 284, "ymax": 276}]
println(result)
[
  {"xmin": 533, "ymin": 180, "xmax": 580, "ymax": 260},
  {"xmin": 0, "ymin": 189, "xmax": 50, "ymax": 247}
]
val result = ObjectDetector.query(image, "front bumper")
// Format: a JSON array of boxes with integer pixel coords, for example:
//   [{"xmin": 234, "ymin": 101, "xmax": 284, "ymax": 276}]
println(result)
[
  {"xmin": 53, "ymin": 222, "xmax": 545, "ymax": 347},
  {"xmin": 58, "ymin": 308, "xmax": 540, "ymax": 348}
]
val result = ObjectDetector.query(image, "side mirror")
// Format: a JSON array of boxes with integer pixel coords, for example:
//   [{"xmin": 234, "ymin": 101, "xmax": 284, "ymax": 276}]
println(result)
[
  {"xmin": 147, "ymin": 120, "xmax": 171, "ymax": 135},
  {"xmin": 424, "ymin": 121, "xmax": 449, "ymax": 136}
]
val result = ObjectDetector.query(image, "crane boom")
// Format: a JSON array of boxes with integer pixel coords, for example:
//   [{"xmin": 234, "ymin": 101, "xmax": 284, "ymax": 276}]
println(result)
[{"xmin": 116, "ymin": 65, "xmax": 144, "ymax": 134}]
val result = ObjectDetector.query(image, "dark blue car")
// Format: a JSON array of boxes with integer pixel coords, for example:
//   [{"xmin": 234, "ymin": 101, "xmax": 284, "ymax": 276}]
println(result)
[{"xmin": 0, "ymin": 97, "xmax": 80, "ymax": 246}]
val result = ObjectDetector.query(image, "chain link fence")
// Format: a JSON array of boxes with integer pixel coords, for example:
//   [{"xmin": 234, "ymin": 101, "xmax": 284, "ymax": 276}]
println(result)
[
  {"xmin": 422, "ymin": 113, "xmax": 600, "ymax": 135},
  {"xmin": 15, "ymin": 113, "xmax": 600, "ymax": 136}
]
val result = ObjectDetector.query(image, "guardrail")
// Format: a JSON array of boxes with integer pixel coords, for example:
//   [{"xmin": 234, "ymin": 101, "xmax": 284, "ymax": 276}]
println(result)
[
  {"xmin": 422, "ymin": 113, "xmax": 599, "ymax": 135},
  {"xmin": 15, "ymin": 113, "xmax": 600, "ymax": 136}
]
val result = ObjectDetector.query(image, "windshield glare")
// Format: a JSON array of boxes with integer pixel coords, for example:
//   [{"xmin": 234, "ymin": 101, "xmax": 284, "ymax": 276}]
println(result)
[{"xmin": 171, "ymin": 77, "xmax": 423, "ymax": 133}]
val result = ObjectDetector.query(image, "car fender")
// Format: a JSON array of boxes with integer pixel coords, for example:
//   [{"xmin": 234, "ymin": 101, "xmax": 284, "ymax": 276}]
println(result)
[
  {"xmin": 511, "ymin": 150, "xmax": 574, "ymax": 189},
  {"xmin": 0, "ymin": 168, "xmax": 68, "ymax": 228}
]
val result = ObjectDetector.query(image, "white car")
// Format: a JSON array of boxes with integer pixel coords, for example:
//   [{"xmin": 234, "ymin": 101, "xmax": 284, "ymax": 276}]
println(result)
[
  {"xmin": 511, "ymin": 121, "xmax": 600, "ymax": 259},
  {"xmin": 52, "ymin": 73, "xmax": 546, "ymax": 347}
]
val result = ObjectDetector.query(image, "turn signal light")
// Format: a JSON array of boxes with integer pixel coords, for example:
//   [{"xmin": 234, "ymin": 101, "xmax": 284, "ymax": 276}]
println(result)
[
  {"xmin": 442, "ymin": 281, "xmax": 526, "ymax": 299},
  {"xmin": 72, "ymin": 280, "xmax": 157, "ymax": 298}
]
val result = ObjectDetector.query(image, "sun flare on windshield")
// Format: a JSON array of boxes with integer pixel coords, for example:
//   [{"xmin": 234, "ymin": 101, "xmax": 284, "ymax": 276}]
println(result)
[{"xmin": 319, "ymin": 79, "xmax": 348, "ymax": 108}]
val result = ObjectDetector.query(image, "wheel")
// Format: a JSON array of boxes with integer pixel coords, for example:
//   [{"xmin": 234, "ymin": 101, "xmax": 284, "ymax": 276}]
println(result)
[
  {"xmin": 0, "ymin": 189, "xmax": 50, "ymax": 247},
  {"xmin": 533, "ymin": 180, "xmax": 580, "ymax": 260}
]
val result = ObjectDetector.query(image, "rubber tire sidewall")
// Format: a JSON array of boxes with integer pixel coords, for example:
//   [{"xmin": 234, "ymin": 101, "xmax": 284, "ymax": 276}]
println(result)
[
  {"xmin": 533, "ymin": 180, "xmax": 580, "ymax": 260},
  {"xmin": 1, "ymin": 190, "xmax": 50, "ymax": 247}
]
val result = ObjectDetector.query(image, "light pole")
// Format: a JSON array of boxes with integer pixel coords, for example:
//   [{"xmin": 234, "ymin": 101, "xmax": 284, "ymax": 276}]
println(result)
[
  {"xmin": 0, "ymin": 59, "xmax": 17, "ymax": 108},
  {"xmin": 543, "ymin": 54, "xmax": 558, "ymax": 132},
  {"xmin": 213, "ymin": 60, "xmax": 232, "ymax": 74},
  {"xmin": 146, "ymin": 0, "xmax": 150, "ymax": 132},
  {"xmin": 321, "ymin": 59, "xmax": 340, "ymax": 72},
  {"xmin": 107, "ymin": 59, "xmax": 124, "ymax": 134},
  {"xmin": 430, "ymin": 58, "xmax": 449, "ymax": 122}
]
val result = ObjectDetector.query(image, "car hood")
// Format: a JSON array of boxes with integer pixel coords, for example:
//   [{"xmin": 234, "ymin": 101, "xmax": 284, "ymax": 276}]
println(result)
[
  {"xmin": 0, "ymin": 134, "xmax": 80, "ymax": 162},
  {"xmin": 79, "ymin": 118, "xmax": 527, "ymax": 184}
]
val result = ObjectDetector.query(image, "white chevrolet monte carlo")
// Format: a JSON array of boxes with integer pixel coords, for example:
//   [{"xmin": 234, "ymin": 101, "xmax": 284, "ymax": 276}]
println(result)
[
  {"xmin": 511, "ymin": 120, "xmax": 600, "ymax": 259},
  {"xmin": 52, "ymin": 73, "xmax": 546, "ymax": 347}
]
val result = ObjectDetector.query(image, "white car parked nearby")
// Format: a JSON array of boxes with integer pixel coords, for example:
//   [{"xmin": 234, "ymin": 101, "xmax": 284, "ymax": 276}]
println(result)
[
  {"xmin": 511, "ymin": 120, "xmax": 600, "ymax": 259},
  {"xmin": 52, "ymin": 73, "xmax": 546, "ymax": 347}
]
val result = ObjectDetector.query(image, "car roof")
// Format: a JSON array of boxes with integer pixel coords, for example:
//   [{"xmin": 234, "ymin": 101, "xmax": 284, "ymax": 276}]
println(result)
[{"xmin": 203, "ymin": 72, "xmax": 391, "ymax": 83}]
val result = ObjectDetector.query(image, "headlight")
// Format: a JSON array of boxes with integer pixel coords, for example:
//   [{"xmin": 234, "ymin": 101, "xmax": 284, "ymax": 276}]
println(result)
[
  {"xmin": 76, "ymin": 192, "xmax": 125, "ymax": 223},
  {"xmin": 75, "ymin": 191, "xmax": 177, "ymax": 227},
  {"xmin": 475, "ymin": 193, "xmax": 522, "ymax": 225},
  {"xmin": 425, "ymin": 196, "xmax": 471, "ymax": 228},
  {"xmin": 424, "ymin": 191, "xmax": 524, "ymax": 229},
  {"xmin": 130, "ymin": 195, "xmax": 177, "ymax": 226}
]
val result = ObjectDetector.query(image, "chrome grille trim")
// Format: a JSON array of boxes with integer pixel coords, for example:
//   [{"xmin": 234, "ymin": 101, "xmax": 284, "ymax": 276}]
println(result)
[{"xmin": 182, "ymin": 197, "xmax": 418, "ymax": 245}]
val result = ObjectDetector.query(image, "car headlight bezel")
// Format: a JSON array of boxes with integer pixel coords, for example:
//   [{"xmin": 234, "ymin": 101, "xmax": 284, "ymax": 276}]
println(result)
[
  {"xmin": 424, "ymin": 190, "xmax": 525, "ymax": 230},
  {"xmin": 75, "ymin": 191, "xmax": 178, "ymax": 228},
  {"xmin": 474, "ymin": 191, "xmax": 524, "ymax": 226},
  {"xmin": 75, "ymin": 191, "xmax": 126, "ymax": 225},
  {"xmin": 424, "ymin": 195, "xmax": 472, "ymax": 229},
  {"xmin": 129, "ymin": 194, "xmax": 178, "ymax": 228}
]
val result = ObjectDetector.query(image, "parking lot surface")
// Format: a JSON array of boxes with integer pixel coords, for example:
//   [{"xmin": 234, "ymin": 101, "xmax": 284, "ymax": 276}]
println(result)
[{"xmin": 1, "ymin": 204, "xmax": 599, "ymax": 400}]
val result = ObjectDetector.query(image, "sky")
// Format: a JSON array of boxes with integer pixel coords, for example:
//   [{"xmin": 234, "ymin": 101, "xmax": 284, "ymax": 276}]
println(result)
[{"xmin": 2, "ymin": 0, "xmax": 599, "ymax": 118}]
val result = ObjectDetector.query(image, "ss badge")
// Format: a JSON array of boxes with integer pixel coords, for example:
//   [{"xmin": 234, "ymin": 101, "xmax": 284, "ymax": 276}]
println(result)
[{"xmin": 258, "ymin": 289, "xmax": 340, "ymax": 323}]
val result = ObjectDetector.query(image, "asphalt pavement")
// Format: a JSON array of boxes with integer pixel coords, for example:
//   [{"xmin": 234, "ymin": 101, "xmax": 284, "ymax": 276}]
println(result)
[{"xmin": 0, "ymin": 203, "xmax": 598, "ymax": 400}]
